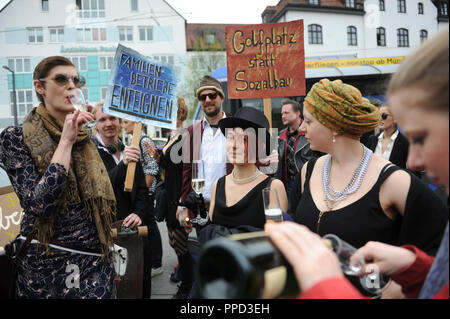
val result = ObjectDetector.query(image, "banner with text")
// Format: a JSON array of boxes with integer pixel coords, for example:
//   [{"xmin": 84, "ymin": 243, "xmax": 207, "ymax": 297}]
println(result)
[
  {"xmin": 105, "ymin": 44, "xmax": 179, "ymax": 129},
  {"xmin": 0, "ymin": 186, "xmax": 23, "ymax": 248},
  {"xmin": 226, "ymin": 20, "xmax": 305, "ymax": 99}
]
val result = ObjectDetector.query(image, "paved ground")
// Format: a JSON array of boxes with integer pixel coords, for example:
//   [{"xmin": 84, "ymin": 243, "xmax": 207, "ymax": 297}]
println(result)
[{"xmin": 150, "ymin": 221, "xmax": 197, "ymax": 299}]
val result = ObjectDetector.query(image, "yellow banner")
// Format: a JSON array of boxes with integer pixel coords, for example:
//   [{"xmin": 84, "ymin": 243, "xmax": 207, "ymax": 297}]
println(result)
[{"xmin": 305, "ymin": 56, "xmax": 405, "ymax": 69}]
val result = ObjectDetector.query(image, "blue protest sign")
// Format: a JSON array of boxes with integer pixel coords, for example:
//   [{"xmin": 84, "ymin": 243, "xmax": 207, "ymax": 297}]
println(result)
[{"xmin": 105, "ymin": 44, "xmax": 178, "ymax": 129}]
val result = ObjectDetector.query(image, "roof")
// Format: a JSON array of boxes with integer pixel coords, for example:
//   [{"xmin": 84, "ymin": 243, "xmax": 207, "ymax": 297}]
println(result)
[
  {"xmin": 186, "ymin": 23, "xmax": 245, "ymax": 51},
  {"xmin": 262, "ymin": 0, "xmax": 365, "ymax": 23}
]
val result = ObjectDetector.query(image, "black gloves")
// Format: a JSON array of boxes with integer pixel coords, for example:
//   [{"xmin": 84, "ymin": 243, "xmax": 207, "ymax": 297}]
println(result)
[{"xmin": 181, "ymin": 191, "xmax": 207, "ymax": 218}]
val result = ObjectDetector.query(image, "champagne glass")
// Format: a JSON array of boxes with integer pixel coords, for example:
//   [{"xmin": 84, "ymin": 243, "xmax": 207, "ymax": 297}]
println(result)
[
  {"xmin": 68, "ymin": 88, "xmax": 96, "ymax": 129},
  {"xmin": 262, "ymin": 187, "xmax": 283, "ymax": 222},
  {"xmin": 259, "ymin": 130, "xmax": 278, "ymax": 175},
  {"xmin": 323, "ymin": 234, "xmax": 392, "ymax": 296},
  {"xmin": 191, "ymin": 160, "xmax": 208, "ymax": 225}
]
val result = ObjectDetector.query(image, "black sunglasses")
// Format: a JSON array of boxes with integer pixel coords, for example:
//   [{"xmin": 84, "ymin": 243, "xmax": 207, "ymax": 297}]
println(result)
[
  {"xmin": 199, "ymin": 92, "xmax": 218, "ymax": 101},
  {"xmin": 381, "ymin": 113, "xmax": 390, "ymax": 120},
  {"xmin": 40, "ymin": 74, "xmax": 86, "ymax": 88}
]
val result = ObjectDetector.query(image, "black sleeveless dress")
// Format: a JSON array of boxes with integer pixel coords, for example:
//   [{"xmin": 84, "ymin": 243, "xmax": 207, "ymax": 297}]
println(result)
[
  {"xmin": 295, "ymin": 158, "xmax": 404, "ymax": 295},
  {"xmin": 212, "ymin": 176, "xmax": 272, "ymax": 229},
  {"xmin": 295, "ymin": 158, "xmax": 402, "ymax": 248}
]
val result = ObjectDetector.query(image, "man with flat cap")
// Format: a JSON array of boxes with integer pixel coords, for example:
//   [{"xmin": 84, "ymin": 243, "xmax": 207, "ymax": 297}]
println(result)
[{"xmin": 173, "ymin": 75, "xmax": 232, "ymax": 298}]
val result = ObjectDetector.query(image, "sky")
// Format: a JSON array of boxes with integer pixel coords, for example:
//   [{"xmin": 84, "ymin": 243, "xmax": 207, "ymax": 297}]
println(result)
[
  {"xmin": 165, "ymin": 0, "xmax": 279, "ymax": 24},
  {"xmin": 0, "ymin": 0, "xmax": 280, "ymax": 24}
]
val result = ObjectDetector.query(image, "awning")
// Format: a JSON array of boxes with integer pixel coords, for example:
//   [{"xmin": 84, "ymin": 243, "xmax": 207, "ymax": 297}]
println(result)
[{"xmin": 306, "ymin": 64, "xmax": 399, "ymax": 79}]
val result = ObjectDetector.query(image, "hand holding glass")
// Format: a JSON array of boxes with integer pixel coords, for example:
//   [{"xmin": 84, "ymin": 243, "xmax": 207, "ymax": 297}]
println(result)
[
  {"xmin": 322, "ymin": 234, "xmax": 391, "ymax": 295},
  {"xmin": 262, "ymin": 187, "xmax": 283, "ymax": 223},
  {"xmin": 68, "ymin": 88, "xmax": 96, "ymax": 129},
  {"xmin": 191, "ymin": 160, "xmax": 208, "ymax": 226}
]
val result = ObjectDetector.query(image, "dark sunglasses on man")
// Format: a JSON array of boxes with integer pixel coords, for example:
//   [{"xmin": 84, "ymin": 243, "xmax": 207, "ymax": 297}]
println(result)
[
  {"xmin": 199, "ymin": 92, "xmax": 219, "ymax": 101},
  {"xmin": 39, "ymin": 74, "xmax": 86, "ymax": 88},
  {"xmin": 381, "ymin": 113, "xmax": 390, "ymax": 120}
]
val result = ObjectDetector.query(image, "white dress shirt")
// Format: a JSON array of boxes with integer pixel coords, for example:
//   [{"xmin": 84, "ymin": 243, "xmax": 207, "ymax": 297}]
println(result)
[
  {"xmin": 374, "ymin": 130, "xmax": 399, "ymax": 161},
  {"xmin": 200, "ymin": 113, "xmax": 228, "ymax": 202}
]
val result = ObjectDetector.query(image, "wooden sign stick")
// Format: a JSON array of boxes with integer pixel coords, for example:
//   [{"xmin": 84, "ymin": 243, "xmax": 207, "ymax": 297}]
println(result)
[
  {"xmin": 124, "ymin": 122, "xmax": 142, "ymax": 192},
  {"xmin": 263, "ymin": 98, "xmax": 272, "ymax": 128}
]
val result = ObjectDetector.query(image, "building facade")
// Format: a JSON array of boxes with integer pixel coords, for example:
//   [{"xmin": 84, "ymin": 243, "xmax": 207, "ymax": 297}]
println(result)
[
  {"xmin": 0, "ymin": 0, "xmax": 187, "ymax": 134},
  {"xmin": 261, "ymin": 0, "xmax": 448, "ymax": 99}
]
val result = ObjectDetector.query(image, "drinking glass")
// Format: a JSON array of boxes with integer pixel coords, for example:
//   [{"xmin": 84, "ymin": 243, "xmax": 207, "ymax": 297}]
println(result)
[
  {"xmin": 262, "ymin": 187, "xmax": 283, "ymax": 223},
  {"xmin": 322, "ymin": 234, "xmax": 391, "ymax": 296},
  {"xmin": 68, "ymin": 88, "xmax": 96, "ymax": 129},
  {"xmin": 259, "ymin": 130, "xmax": 278, "ymax": 175},
  {"xmin": 191, "ymin": 160, "xmax": 208, "ymax": 225}
]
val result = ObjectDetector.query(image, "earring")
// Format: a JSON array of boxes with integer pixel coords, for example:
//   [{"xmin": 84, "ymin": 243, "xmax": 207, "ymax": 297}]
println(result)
[{"xmin": 332, "ymin": 136, "xmax": 336, "ymax": 143}]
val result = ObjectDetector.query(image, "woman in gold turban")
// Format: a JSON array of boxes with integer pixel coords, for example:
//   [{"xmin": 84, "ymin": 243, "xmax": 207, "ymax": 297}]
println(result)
[{"xmin": 282, "ymin": 78, "xmax": 448, "ymax": 297}]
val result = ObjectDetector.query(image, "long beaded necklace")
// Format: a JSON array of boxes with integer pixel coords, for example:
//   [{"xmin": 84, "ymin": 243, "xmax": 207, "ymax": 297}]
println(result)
[{"xmin": 322, "ymin": 145, "xmax": 373, "ymax": 210}]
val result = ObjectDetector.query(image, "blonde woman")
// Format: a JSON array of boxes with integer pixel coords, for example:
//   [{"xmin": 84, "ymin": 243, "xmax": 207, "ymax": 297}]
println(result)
[{"xmin": 267, "ymin": 29, "xmax": 449, "ymax": 299}]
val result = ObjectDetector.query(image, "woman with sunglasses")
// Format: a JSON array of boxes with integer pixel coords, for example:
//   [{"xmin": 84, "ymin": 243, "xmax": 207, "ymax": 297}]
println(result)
[
  {"xmin": 367, "ymin": 105, "xmax": 410, "ymax": 169},
  {"xmin": 0, "ymin": 56, "xmax": 117, "ymax": 298},
  {"xmin": 266, "ymin": 29, "xmax": 449, "ymax": 299}
]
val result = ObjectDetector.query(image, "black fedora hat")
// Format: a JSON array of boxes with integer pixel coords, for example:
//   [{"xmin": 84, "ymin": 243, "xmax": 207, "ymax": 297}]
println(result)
[{"xmin": 219, "ymin": 107, "xmax": 271, "ymax": 151}]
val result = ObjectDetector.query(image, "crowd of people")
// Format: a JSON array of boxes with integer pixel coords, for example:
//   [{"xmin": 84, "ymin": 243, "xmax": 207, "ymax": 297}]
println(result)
[{"xmin": 0, "ymin": 28, "xmax": 448, "ymax": 299}]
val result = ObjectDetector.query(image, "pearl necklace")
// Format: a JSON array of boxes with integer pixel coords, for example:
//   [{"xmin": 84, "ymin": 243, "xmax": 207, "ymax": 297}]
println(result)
[
  {"xmin": 231, "ymin": 168, "xmax": 262, "ymax": 184},
  {"xmin": 322, "ymin": 145, "xmax": 373, "ymax": 210}
]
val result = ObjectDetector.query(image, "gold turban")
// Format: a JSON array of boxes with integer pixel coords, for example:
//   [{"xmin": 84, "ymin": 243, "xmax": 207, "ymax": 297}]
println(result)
[{"xmin": 304, "ymin": 79, "xmax": 380, "ymax": 139}]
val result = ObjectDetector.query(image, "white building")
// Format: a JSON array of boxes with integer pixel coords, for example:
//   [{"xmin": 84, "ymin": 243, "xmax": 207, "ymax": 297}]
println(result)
[
  {"xmin": 0, "ymin": 0, "xmax": 187, "ymax": 135},
  {"xmin": 261, "ymin": 0, "xmax": 449, "ymax": 98}
]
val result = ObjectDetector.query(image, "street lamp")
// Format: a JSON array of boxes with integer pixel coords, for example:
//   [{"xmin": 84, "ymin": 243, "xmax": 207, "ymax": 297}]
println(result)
[{"xmin": 2, "ymin": 65, "xmax": 18, "ymax": 126}]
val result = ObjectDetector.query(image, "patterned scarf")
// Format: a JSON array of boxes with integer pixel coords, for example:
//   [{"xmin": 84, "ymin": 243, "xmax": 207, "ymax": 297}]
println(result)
[
  {"xmin": 419, "ymin": 223, "xmax": 449, "ymax": 299},
  {"xmin": 22, "ymin": 104, "xmax": 116, "ymax": 256},
  {"xmin": 304, "ymin": 79, "xmax": 380, "ymax": 139}
]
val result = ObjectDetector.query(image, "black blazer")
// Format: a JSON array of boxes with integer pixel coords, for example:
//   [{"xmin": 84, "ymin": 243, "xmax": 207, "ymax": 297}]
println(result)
[
  {"xmin": 367, "ymin": 131, "xmax": 409, "ymax": 169},
  {"xmin": 93, "ymin": 140, "xmax": 151, "ymax": 223}
]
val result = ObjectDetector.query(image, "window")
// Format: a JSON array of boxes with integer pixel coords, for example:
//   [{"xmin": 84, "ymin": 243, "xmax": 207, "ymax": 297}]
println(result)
[
  {"xmin": 308, "ymin": 0, "xmax": 320, "ymax": 5},
  {"xmin": 376, "ymin": 27, "xmax": 386, "ymax": 46},
  {"xmin": 69, "ymin": 56, "xmax": 87, "ymax": 71},
  {"xmin": 11, "ymin": 89, "xmax": 33, "ymax": 117},
  {"xmin": 420, "ymin": 30, "xmax": 428, "ymax": 43},
  {"xmin": 76, "ymin": 28, "xmax": 106, "ymax": 42},
  {"xmin": 441, "ymin": 2, "xmax": 448, "ymax": 16},
  {"xmin": 204, "ymin": 31, "xmax": 217, "ymax": 45},
  {"xmin": 101, "ymin": 87, "xmax": 109, "ymax": 100},
  {"xmin": 397, "ymin": 0, "xmax": 406, "ymax": 13},
  {"xmin": 119, "ymin": 27, "xmax": 133, "ymax": 41},
  {"xmin": 27, "ymin": 27, "xmax": 43, "ymax": 43},
  {"xmin": 7, "ymin": 58, "xmax": 31, "ymax": 73},
  {"xmin": 139, "ymin": 26, "xmax": 153, "ymax": 41},
  {"xmin": 345, "ymin": 0, "xmax": 355, "ymax": 8},
  {"xmin": 76, "ymin": 0, "xmax": 105, "ymax": 18},
  {"xmin": 49, "ymin": 27, "xmax": 64, "ymax": 43},
  {"xmin": 347, "ymin": 26, "xmax": 357, "ymax": 46},
  {"xmin": 308, "ymin": 24, "xmax": 323, "ymax": 44},
  {"xmin": 153, "ymin": 55, "xmax": 175, "ymax": 66},
  {"xmin": 397, "ymin": 28, "xmax": 409, "ymax": 47},
  {"xmin": 41, "ymin": 0, "xmax": 49, "ymax": 11},
  {"xmin": 418, "ymin": 2, "xmax": 424, "ymax": 14},
  {"xmin": 131, "ymin": 0, "xmax": 138, "ymax": 11},
  {"xmin": 379, "ymin": 0, "xmax": 385, "ymax": 11},
  {"xmin": 99, "ymin": 56, "xmax": 114, "ymax": 70}
]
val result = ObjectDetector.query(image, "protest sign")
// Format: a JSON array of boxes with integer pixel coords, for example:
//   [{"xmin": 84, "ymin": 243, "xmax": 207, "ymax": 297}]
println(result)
[
  {"xmin": 0, "ymin": 186, "xmax": 23, "ymax": 248},
  {"xmin": 104, "ymin": 44, "xmax": 179, "ymax": 130},
  {"xmin": 104, "ymin": 45, "xmax": 179, "ymax": 190},
  {"xmin": 226, "ymin": 20, "xmax": 305, "ymax": 99}
]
